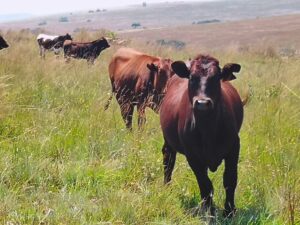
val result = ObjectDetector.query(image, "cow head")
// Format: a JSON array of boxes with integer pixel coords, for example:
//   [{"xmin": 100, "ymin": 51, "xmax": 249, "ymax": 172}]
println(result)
[
  {"xmin": 53, "ymin": 33, "xmax": 72, "ymax": 49},
  {"xmin": 171, "ymin": 55, "xmax": 241, "ymax": 113},
  {"xmin": 147, "ymin": 58, "xmax": 174, "ymax": 94},
  {"xmin": 99, "ymin": 37, "xmax": 110, "ymax": 49},
  {"xmin": 64, "ymin": 33, "xmax": 72, "ymax": 41},
  {"xmin": 0, "ymin": 36, "xmax": 9, "ymax": 50},
  {"xmin": 56, "ymin": 33, "xmax": 72, "ymax": 43},
  {"xmin": 90, "ymin": 37, "xmax": 110, "ymax": 53}
]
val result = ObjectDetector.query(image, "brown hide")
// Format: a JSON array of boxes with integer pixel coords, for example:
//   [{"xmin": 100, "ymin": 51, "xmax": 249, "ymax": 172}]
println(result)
[
  {"xmin": 159, "ymin": 54, "xmax": 243, "ymax": 217},
  {"xmin": 63, "ymin": 38, "xmax": 110, "ymax": 63},
  {"xmin": 107, "ymin": 47, "xmax": 173, "ymax": 129}
]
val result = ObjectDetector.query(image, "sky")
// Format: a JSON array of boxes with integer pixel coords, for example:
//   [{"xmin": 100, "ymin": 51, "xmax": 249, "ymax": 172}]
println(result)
[{"xmin": 0, "ymin": 0, "xmax": 215, "ymax": 16}]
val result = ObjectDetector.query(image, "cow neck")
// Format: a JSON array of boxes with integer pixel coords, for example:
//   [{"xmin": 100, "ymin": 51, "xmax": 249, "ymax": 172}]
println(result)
[
  {"xmin": 195, "ymin": 104, "xmax": 221, "ymax": 134},
  {"xmin": 148, "ymin": 68, "xmax": 156, "ymax": 91},
  {"xmin": 182, "ymin": 87, "xmax": 222, "ymax": 149},
  {"xmin": 148, "ymin": 58, "xmax": 160, "ymax": 90}
]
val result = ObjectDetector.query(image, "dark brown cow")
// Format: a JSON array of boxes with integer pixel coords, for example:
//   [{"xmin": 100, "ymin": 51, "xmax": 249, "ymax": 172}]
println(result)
[
  {"xmin": 105, "ymin": 47, "xmax": 174, "ymax": 129},
  {"xmin": 0, "ymin": 35, "xmax": 9, "ymax": 50},
  {"xmin": 160, "ymin": 54, "xmax": 243, "ymax": 217},
  {"xmin": 63, "ymin": 37, "xmax": 110, "ymax": 64}
]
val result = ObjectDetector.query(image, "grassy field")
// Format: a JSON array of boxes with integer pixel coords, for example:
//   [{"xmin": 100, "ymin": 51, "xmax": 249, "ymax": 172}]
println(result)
[{"xmin": 0, "ymin": 31, "xmax": 299, "ymax": 224}]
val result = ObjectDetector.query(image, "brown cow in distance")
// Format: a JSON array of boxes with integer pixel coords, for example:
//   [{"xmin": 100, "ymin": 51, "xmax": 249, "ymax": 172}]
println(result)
[
  {"xmin": 160, "ymin": 54, "xmax": 243, "ymax": 218},
  {"xmin": 105, "ymin": 47, "xmax": 174, "ymax": 129}
]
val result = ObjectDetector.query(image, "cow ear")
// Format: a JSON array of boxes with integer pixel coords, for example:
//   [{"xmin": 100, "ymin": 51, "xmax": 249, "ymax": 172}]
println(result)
[
  {"xmin": 185, "ymin": 58, "xmax": 192, "ymax": 68},
  {"xmin": 221, "ymin": 63, "xmax": 241, "ymax": 81},
  {"xmin": 147, "ymin": 63, "xmax": 158, "ymax": 72},
  {"xmin": 172, "ymin": 61, "xmax": 190, "ymax": 78}
]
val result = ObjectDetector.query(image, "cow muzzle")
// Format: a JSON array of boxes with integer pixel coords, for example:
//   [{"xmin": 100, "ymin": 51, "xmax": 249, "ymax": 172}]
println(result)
[{"xmin": 193, "ymin": 98, "xmax": 213, "ymax": 111}]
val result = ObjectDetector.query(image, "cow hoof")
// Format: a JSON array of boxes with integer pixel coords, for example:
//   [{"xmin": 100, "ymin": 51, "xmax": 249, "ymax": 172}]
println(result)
[
  {"xmin": 189, "ymin": 205, "xmax": 216, "ymax": 224},
  {"xmin": 200, "ymin": 200, "xmax": 215, "ymax": 216},
  {"xmin": 189, "ymin": 203, "xmax": 215, "ymax": 217},
  {"xmin": 223, "ymin": 208, "xmax": 236, "ymax": 218},
  {"xmin": 189, "ymin": 206, "xmax": 202, "ymax": 217}
]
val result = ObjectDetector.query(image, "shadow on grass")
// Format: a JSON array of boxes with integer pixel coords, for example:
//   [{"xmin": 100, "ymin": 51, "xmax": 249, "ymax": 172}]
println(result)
[{"xmin": 179, "ymin": 194, "xmax": 273, "ymax": 224}]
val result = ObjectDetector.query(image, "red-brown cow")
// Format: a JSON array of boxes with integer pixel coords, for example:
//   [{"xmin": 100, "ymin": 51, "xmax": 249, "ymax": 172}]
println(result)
[
  {"xmin": 105, "ymin": 47, "xmax": 174, "ymax": 129},
  {"xmin": 160, "ymin": 54, "xmax": 243, "ymax": 217}
]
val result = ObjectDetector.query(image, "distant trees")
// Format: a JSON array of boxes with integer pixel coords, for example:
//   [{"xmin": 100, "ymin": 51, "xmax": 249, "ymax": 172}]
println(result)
[
  {"xmin": 131, "ymin": 22, "xmax": 141, "ymax": 29},
  {"xmin": 90, "ymin": 8, "xmax": 107, "ymax": 13},
  {"xmin": 59, "ymin": 17, "xmax": 69, "ymax": 22},
  {"xmin": 192, "ymin": 19, "xmax": 221, "ymax": 25},
  {"xmin": 156, "ymin": 39, "xmax": 186, "ymax": 50},
  {"xmin": 142, "ymin": 2, "xmax": 147, "ymax": 7},
  {"xmin": 38, "ymin": 21, "xmax": 47, "ymax": 26}
]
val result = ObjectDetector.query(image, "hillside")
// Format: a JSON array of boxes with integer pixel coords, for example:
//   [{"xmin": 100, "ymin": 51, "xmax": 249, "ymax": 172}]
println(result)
[
  {"xmin": 1, "ymin": 0, "xmax": 300, "ymax": 33},
  {"xmin": 120, "ymin": 14, "xmax": 300, "ymax": 53}
]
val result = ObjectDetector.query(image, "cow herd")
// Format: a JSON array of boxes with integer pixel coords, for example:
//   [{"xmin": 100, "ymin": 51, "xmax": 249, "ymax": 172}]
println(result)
[
  {"xmin": 0, "ymin": 33, "xmax": 246, "ymax": 219},
  {"xmin": 36, "ymin": 33, "xmax": 110, "ymax": 63}
]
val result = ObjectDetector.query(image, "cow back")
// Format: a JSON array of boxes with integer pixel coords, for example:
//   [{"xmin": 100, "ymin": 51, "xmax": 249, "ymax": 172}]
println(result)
[{"xmin": 109, "ymin": 48, "xmax": 159, "ymax": 88}]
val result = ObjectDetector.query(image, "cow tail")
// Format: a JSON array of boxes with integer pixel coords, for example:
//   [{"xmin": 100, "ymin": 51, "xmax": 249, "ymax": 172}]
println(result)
[
  {"xmin": 104, "ymin": 92, "xmax": 113, "ymax": 111},
  {"xmin": 242, "ymin": 95, "xmax": 249, "ymax": 106},
  {"xmin": 242, "ymin": 85, "xmax": 251, "ymax": 106}
]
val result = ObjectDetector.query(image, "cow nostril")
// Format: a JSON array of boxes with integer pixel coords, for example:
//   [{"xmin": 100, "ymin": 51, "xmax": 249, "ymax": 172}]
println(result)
[
  {"xmin": 205, "ymin": 100, "xmax": 212, "ymax": 107},
  {"xmin": 195, "ymin": 99, "xmax": 213, "ymax": 110}
]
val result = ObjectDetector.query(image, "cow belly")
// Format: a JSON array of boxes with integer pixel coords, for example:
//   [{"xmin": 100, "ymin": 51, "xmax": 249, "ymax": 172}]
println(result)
[
  {"xmin": 164, "ymin": 130, "xmax": 185, "ymax": 155},
  {"xmin": 188, "ymin": 146, "xmax": 224, "ymax": 172},
  {"xmin": 180, "ymin": 132, "xmax": 229, "ymax": 172}
]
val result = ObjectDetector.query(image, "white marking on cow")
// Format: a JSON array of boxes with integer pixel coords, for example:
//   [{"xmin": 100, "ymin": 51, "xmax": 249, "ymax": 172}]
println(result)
[
  {"xmin": 37, "ymin": 34, "xmax": 58, "ymax": 41},
  {"xmin": 201, "ymin": 62, "xmax": 214, "ymax": 69}
]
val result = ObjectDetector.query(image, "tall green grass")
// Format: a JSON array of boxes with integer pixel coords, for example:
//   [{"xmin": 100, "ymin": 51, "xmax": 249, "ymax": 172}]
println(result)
[{"xmin": 0, "ymin": 31, "xmax": 299, "ymax": 224}]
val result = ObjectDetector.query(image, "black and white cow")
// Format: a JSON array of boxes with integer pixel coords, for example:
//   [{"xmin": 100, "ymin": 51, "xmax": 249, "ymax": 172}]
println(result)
[
  {"xmin": 37, "ymin": 33, "xmax": 72, "ymax": 58},
  {"xmin": 0, "ymin": 35, "xmax": 9, "ymax": 50}
]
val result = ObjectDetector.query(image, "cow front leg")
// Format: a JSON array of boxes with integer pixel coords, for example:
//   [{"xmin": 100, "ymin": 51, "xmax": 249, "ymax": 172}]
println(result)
[
  {"xmin": 39, "ymin": 46, "xmax": 43, "ymax": 58},
  {"xmin": 223, "ymin": 137, "xmax": 240, "ymax": 217},
  {"xmin": 137, "ymin": 103, "xmax": 146, "ymax": 129},
  {"xmin": 162, "ymin": 142, "xmax": 176, "ymax": 184},
  {"xmin": 40, "ymin": 47, "xmax": 45, "ymax": 59},
  {"xmin": 119, "ymin": 102, "xmax": 134, "ymax": 130},
  {"xmin": 187, "ymin": 157, "xmax": 215, "ymax": 215},
  {"xmin": 87, "ymin": 57, "xmax": 95, "ymax": 65}
]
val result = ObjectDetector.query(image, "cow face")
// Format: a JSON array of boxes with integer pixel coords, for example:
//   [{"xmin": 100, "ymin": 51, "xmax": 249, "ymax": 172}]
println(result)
[
  {"xmin": 57, "ymin": 33, "xmax": 72, "ymax": 43},
  {"xmin": 100, "ymin": 37, "xmax": 110, "ymax": 49},
  {"xmin": 92, "ymin": 38, "xmax": 110, "ymax": 51},
  {"xmin": 65, "ymin": 33, "xmax": 72, "ymax": 41},
  {"xmin": 172, "ymin": 55, "xmax": 240, "ymax": 113},
  {"xmin": 147, "ymin": 58, "xmax": 174, "ymax": 94},
  {"xmin": 0, "ymin": 36, "xmax": 9, "ymax": 50}
]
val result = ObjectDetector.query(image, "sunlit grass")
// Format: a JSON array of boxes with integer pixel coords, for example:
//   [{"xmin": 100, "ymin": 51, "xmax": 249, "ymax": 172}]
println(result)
[{"xmin": 0, "ymin": 31, "xmax": 299, "ymax": 224}]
